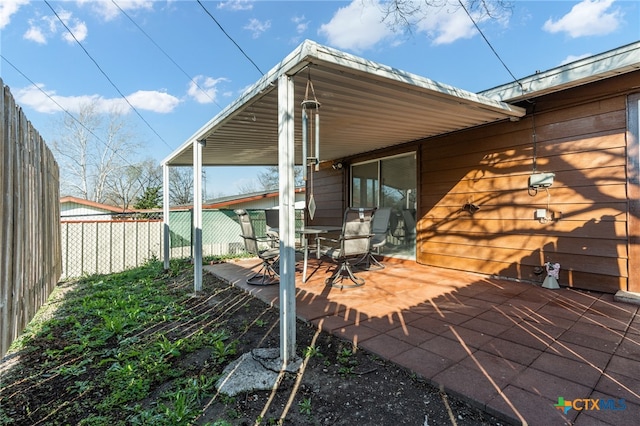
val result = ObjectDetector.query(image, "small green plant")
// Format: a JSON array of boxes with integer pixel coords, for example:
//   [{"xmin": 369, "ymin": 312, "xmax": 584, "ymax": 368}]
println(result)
[
  {"xmin": 255, "ymin": 318, "xmax": 267, "ymax": 327},
  {"xmin": 338, "ymin": 365, "xmax": 355, "ymax": 376},
  {"xmin": 337, "ymin": 347, "xmax": 354, "ymax": 364},
  {"xmin": 298, "ymin": 397, "xmax": 312, "ymax": 416},
  {"xmin": 303, "ymin": 345, "xmax": 322, "ymax": 358},
  {"xmin": 211, "ymin": 339, "xmax": 237, "ymax": 364},
  {"xmin": 226, "ymin": 408, "xmax": 242, "ymax": 419},
  {"xmin": 220, "ymin": 394, "xmax": 236, "ymax": 405},
  {"xmin": 67, "ymin": 380, "xmax": 92, "ymax": 395},
  {"xmin": 0, "ymin": 407, "xmax": 13, "ymax": 424},
  {"xmin": 157, "ymin": 334, "xmax": 183, "ymax": 358},
  {"xmin": 158, "ymin": 390, "xmax": 198, "ymax": 423},
  {"xmin": 54, "ymin": 363, "xmax": 87, "ymax": 377},
  {"xmin": 337, "ymin": 347, "xmax": 357, "ymax": 376}
]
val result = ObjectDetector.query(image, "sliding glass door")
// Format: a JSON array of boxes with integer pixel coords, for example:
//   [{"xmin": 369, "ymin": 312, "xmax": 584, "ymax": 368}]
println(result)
[{"xmin": 351, "ymin": 152, "xmax": 416, "ymax": 259}]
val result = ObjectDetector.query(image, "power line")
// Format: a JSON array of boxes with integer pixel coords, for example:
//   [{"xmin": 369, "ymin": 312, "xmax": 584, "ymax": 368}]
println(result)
[
  {"xmin": 458, "ymin": 0, "xmax": 523, "ymax": 92},
  {"xmin": 43, "ymin": 0, "xmax": 173, "ymax": 151},
  {"xmin": 111, "ymin": 0, "xmax": 224, "ymax": 110},
  {"xmin": 196, "ymin": 0, "xmax": 264, "ymax": 76}
]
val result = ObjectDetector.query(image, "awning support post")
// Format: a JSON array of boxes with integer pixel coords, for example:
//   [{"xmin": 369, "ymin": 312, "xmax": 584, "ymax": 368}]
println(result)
[
  {"xmin": 162, "ymin": 163, "xmax": 170, "ymax": 270},
  {"xmin": 192, "ymin": 139, "xmax": 204, "ymax": 293},
  {"xmin": 278, "ymin": 74, "xmax": 296, "ymax": 365}
]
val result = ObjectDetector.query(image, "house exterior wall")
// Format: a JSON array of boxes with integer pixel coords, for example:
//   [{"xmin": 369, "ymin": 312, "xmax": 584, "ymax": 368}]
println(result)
[
  {"xmin": 417, "ymin": 71, "xmax": 639, "ymax": 294},
  {"xmin": 308, "ymin": 70, "xmax": 639, "ymax": 294},
  {"xmin": 306, "ymin": 168, "xmax": 346, "ymax": 227}
]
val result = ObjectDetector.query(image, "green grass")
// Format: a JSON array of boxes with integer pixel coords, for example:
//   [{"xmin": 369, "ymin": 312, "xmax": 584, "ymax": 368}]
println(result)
[{"xmin": 2, "ymin": 258, "xmax": 241, "ymax": 426}]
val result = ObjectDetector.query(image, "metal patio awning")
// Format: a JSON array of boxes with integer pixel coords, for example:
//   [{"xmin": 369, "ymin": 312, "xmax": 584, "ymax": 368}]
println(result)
[
  {"xmin": 162, "ymin": 40, "xmax": 525, "ymax": 167},
  {"xmin": 161, "ymin": 40, "xmax": 526, "ymax": 366}
]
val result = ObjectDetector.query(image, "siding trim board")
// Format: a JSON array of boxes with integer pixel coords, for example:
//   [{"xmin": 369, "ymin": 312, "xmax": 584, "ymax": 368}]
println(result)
[{"xmin": 627, "ymin": 92, "xmax": 640, "ymax": 292}]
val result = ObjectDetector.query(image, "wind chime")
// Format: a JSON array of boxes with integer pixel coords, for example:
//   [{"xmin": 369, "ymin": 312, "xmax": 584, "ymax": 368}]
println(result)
[{"xmin": 301, "ymin": 69, "xmax": 321, "ymax": 220}]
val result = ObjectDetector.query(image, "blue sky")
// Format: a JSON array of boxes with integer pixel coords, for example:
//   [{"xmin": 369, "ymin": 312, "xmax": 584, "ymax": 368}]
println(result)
[{"xmin": 1, "ymin": 0, "xmax": 638, "ymax": 196}]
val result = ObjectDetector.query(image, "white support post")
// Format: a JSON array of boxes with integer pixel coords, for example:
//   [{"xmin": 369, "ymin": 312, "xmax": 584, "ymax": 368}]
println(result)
[
  {"xmin": 193, "ymin": 139, "xmax": 204, "ymax": 292},
  {"xmin": 162, "ymin": 163, "xmax": 170, "ymax": 270},
  {"xmin": 278, "ymin": 74, "xmax": 296, "ymax": 365}
]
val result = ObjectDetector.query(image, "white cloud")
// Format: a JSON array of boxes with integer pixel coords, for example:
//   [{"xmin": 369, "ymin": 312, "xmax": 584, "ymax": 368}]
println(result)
[
  {"xmin": 84, "ymin": 0, "xmax": 154, "ymax": 21},
  {"xmin": 15, "ymin": 85, "xmax": 181, "ymax": 115},
  {"xmin": 559, "ymin": 53, "xmax": 592, "ymax": 66},
  {"xmin": 24, "ymin": 23, "xmax": 47, "ymax": 44},
  {"xmin": 0, "ymin": 0, "xmax": 29, "ymax": 29},
  {"xmin": 244, "ymin": 18, "xmax": 270, "ymax": 39},
  {"xmin": 15, "ymin": 84, "xmax": 102, "ymax": 114},
  {"xmin": 62, "ymin": 18, "xmax": 88, "ymax": 43},
  {"xmin": 217, "ymin": 0, "xmax": 253, "ymax": 11},
  {"xmin": 543, "ymin": 0, "xmax": 622, "ymax": 37},
  {"xmin": 292, "ymin": 15, "xmax": 308, "ymax": 34},
  {"xmin": 318, "ymin": 0, "xmax": 393, "ymax": 52},
  {"xmin": 187, "ymin": 75, "xmax": 229, "ymax": 104},
  {"xmin": 22, "ymin": 10, "xmax": 88, "ymax": 44},
  {"xmin": 414, "ymin": 4, "xmax": 486, "ymax": 45},
  {"xmin": 126, "ymin": 90, "xmax": 181, "ymax": 113}
]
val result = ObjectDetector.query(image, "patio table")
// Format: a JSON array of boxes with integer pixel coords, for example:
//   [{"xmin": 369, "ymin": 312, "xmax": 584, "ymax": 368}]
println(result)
[{"xmin": 275, "ymin": 225, "xmax": 341, "ymax": 282}]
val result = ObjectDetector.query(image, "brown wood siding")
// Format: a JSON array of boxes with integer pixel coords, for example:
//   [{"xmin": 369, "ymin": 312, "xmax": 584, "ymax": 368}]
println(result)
[
  {"xmin": 306, "ymin": 165, "xmax": 345, "ymax": 226},
  {"xmin": 417, "ymin": 74, "xmax": 636, "ymax": 294}
]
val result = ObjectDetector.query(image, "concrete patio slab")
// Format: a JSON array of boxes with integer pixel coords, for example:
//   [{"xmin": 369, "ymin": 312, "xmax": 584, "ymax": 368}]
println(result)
[{"xmin": 205, "ymin": 258, "xmax": 640, "ymax": 425}]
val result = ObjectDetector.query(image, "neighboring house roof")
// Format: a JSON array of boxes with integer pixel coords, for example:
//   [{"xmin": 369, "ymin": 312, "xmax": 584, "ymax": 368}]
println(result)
[
  {"xmin": 60, "ymin": 196, "xmax": 130, "ymax": 214},
  {"xmin": 479, "ymin": 41, "xmax": 640, "ymax": 102},
  {"xmin": 203, "ymin": 187, "xmax": 305, "ymax": 209}
]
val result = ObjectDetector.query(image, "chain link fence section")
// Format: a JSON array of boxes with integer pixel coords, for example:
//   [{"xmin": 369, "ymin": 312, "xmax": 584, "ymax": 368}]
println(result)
[
  {"xmin": 60, "ymin": 212, "xmax": 164, "ymax": 280},
  {"xmin": 60, "ymin": 209, "xmax": 304, "ymax": 280}
]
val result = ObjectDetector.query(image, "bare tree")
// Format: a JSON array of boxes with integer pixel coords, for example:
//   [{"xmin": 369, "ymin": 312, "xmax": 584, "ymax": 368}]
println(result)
[
  {"xmin": 380, "ymin": 0, "xmax": 512, "ymax": 33},
  {"xmin": 169, "ymin": 167, "xmax": 194, "ymax": 206},
  {"xmin": 257, "ymin": 166, "xmax": 304, "ymax": 191},
  {"xmin": 104, "ymin": 159, "xmax": 161, "ymax": 210},
  {"xmin": 51, "ymin": 102, "xmax": 142, "ymax": 204}
]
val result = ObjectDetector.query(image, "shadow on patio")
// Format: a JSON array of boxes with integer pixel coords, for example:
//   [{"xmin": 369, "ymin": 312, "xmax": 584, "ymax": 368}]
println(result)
[{"xmin": 205, "ymin": 257, "xmax": 640, "ymax": 426}]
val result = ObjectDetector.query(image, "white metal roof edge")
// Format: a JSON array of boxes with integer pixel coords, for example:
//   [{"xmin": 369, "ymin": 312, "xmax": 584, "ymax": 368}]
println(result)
[
  {"xmin": 479, "ymin": 41, "xmax": 640, "ymax": 103},
  {"xmin": 309, "ymin": 43, "xmax": 526, "ymax": 117}
]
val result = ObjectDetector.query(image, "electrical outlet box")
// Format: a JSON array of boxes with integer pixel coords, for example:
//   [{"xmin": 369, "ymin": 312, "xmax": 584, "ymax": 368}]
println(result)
[
  {"xmin": 529, "ymin": 172, "xmax": 555, "ymax": 188},
  {"xmin": 535, "ymin": 209, "xmax": 547, "ymax": 220}
]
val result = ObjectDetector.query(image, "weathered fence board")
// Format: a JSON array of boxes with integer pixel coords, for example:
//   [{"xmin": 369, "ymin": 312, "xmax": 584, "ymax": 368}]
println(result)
[{"xmin": 0, "ymin": 79, "xmax": 61, "ymax": 359}]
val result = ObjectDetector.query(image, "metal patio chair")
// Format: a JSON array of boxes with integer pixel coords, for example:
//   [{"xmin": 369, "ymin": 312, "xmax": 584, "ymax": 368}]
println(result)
[
  {"xmin": 264, "ymin": 209, "xmax": 280, "ymax": 248},
  {"xmin": 319, "ymin": 207, "xmax": 374, "ymax": 288},
  {"xmin": 235, "ymin": 209, "xmax": 280, "ymax": 286},
  {"xmin": 355, "ymin": 207, "xmax": 391, "ymax": 270}
]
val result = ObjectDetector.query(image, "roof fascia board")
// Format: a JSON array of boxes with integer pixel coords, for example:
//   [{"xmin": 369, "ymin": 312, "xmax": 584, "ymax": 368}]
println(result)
[
  {"xmin": 60, "ymin": 196, "xmax": 128, "ymax": 213},
  {"xmin": 480, "ymin": 41, "xmax": 640, "ymax": 102}
]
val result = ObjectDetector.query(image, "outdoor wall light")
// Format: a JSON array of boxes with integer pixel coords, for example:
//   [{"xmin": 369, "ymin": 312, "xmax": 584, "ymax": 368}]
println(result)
[
  {"xmin": 332, "ymin": 162, "xmax": 343, "ymax": 170},
  {"xmin": 462, "ymin": 202, "xmax": 480, "ymax": 215}
]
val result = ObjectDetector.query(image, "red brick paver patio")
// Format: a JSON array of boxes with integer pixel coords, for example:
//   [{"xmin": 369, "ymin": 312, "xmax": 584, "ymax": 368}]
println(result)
[{"xmin": 204, "ymin": 258, "xmax": 639, "ymax": 426}]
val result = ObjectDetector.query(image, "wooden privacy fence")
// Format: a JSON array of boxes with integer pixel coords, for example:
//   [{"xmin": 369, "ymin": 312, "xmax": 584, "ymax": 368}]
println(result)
[{"xmin": 1, "ymin": 79, "xmax": 61, "ymax": 359}]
